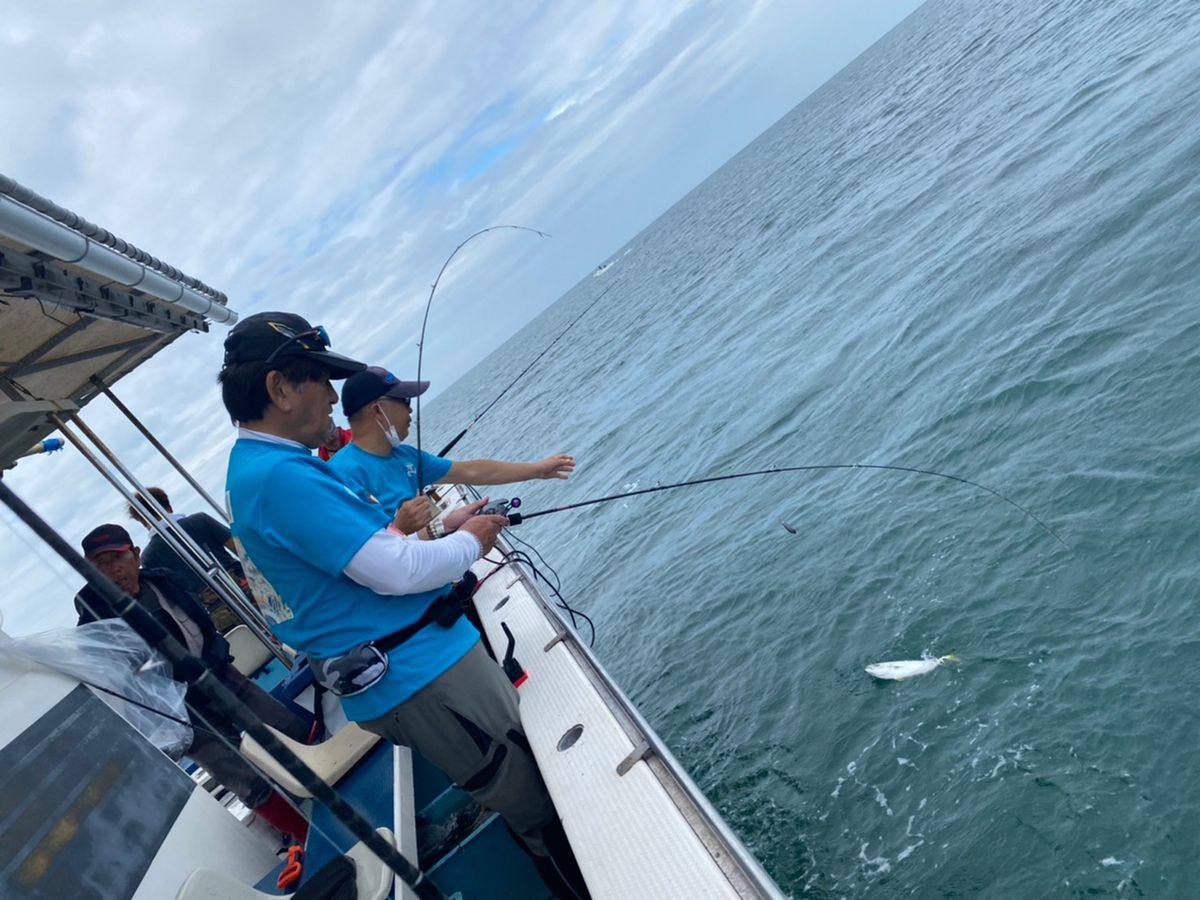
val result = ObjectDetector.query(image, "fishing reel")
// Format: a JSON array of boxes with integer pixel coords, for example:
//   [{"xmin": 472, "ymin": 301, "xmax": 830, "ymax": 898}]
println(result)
[{"xmin": 479, "ymin": 497, "xmax": 520, "ymax": 517}]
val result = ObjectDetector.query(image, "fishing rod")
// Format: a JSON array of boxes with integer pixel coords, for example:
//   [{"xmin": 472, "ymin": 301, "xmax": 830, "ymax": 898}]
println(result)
[
  {"xmin": 0, "ymin": 480, "xmax": 449, "ymax": 900},
  {"xmin": 499, "ymin": 462, "xmax": 1069, "ymax": 549},
  {"xmin": 437, "ymin": 281, "xmax": 617, "ymax": 457},
  {"xmin": 414, "ymin": 224, "xmax": 550, "ymax": 490}
]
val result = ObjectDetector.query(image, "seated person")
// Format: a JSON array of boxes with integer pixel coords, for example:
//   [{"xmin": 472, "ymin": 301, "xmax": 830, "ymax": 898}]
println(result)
[
  {"xmin": 75, "ymin": 523, "xmax": 309, "ymax": 842},
  {"xmin": 329, "ymin": 366, "xmax": 575, "ymax": 530},
  {"xmin": 129, "ymin": 486, "xmax": 244, "ymax": 632}
]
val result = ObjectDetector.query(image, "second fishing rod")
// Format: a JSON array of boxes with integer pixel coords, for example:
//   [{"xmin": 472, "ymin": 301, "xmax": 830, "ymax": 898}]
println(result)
[
  {"xmin": 475, "ymin": 462, "xmax": 1069, "ymax": 549},
  {"xmin": 398, "ymin": 237, "xmax": 1065, "ymax": 549},
  {"xmin": 435, "ymin": 280, "xmax": 617, "ymax": 458}
]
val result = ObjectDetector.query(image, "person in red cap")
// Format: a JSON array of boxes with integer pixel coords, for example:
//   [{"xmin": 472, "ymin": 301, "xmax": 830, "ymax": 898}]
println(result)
[
  {"xmin": 74, "ymin": 522, "xmax": 310, "ymax": 844},
  {"xmin": 330, "ymin": 365, "xmax": 575, "ymax": 533},
  {"xmin": 317, "ymin": 423, "xmax": 352, "ymax": 461}
]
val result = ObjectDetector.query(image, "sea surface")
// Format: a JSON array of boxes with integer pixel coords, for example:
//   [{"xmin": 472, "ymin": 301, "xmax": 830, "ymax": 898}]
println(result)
[{"xmin": 423, "ymin": 1, "xmax": 1200, "ymax": 895}]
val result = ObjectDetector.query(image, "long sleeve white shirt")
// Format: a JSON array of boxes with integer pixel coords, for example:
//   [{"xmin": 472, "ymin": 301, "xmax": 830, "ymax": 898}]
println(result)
[{"xmin": 237, "ymin": 426, "xmax": 480, "ymax": 596}]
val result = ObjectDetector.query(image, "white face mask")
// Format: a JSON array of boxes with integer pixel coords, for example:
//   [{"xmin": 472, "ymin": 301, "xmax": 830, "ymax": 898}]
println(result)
[{"xmin": 375, "ymin": 406, "xmax": 403, "ymax": 449}]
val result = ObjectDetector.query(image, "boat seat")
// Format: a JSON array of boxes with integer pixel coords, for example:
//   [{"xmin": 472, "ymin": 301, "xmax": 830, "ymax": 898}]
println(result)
[
  {"xmin": 175, "ymin": 828, "xmax": 395, "ymax": 900},
  {"xmin": 240, "ymin": 722, "xmax": 380, "ymax": 799},
  {"xmin": 227, "ymin": 625, "xmax": 274, "ymax": 676}
]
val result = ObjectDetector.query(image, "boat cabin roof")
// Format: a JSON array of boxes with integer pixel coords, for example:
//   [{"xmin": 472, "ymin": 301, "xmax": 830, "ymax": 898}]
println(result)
[{"xmin": 0, "ymin": 177, "xmax": 235, "ymax": 470}]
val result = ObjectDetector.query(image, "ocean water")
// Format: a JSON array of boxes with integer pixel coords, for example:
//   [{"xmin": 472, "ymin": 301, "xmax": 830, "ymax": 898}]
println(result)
[{"xmin": 423, "ymin": 1, "xmax": 1200, "ymax": 895}]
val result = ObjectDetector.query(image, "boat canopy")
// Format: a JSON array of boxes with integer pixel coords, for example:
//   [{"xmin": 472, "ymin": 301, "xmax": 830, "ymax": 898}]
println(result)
[{"xmin": 0, "ymin": 174, "xmax": 238, "ymax": 470}]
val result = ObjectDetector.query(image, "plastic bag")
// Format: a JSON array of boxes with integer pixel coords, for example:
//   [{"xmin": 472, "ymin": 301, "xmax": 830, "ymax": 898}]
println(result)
[{"xmin": 0, "ymin": 619, "xmax": 192, "ymax": 758}]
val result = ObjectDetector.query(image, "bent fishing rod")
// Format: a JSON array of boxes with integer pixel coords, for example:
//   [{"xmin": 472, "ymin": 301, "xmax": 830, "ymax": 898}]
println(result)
[
  {"xmin": 437, "ymin": 281, "xmax": 617, "ymax": 457},
  {"xmin": 497, "ymin": 462, "xmax": 1069, "ymax": 549},
  {"xmin": 0, "ymin": 481, "xmax": 449, "ymax": 900},
  {"xmin": 413, "ymin": 224, "xmax": 550, "ymax": 489}
]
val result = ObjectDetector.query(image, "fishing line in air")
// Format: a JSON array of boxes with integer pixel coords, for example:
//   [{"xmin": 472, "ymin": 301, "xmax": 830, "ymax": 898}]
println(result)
[
  {"xmin": 437, "ymin": 281, "xmax": 617, "ymax": 457},
  {"xmin": 413, "ymin": 224, "xmax": 550, "ymax": 489}
]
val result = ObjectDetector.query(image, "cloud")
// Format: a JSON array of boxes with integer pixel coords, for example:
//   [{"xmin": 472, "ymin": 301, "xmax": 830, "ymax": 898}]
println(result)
[{"xmin": 1, "ymin": 0, "xmax": 923, "ymax": 634}]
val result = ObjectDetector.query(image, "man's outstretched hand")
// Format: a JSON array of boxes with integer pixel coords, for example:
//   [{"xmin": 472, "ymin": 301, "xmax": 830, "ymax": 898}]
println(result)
[{"xmin": 534, "ymin": 454, "xmax": 575, "ymax": 480}]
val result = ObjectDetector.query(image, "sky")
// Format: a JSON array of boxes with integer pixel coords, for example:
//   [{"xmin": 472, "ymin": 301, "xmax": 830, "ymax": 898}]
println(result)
[{"xmin": 0, "ymin": 0, "xmax": 924, "ymax": 635}]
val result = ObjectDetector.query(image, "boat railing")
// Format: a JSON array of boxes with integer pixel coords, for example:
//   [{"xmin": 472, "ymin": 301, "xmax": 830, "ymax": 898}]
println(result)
[
  {"xmin": 459, "ymin": 485, "xmax": 784, "ymax": 899},
  {"xmin": 48, "ymin": 409, "xmax": 289, "ymax": 665}
]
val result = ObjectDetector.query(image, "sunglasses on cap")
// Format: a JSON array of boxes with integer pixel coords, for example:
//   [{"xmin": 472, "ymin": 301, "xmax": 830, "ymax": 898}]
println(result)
[{"xmin": 264, "ymin": 323, "xmax": 331, "ymax": 365}]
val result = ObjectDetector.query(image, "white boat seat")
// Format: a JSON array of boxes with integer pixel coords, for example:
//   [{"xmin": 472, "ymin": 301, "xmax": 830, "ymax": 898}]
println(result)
[
  {"xmin": 226, "ymin": 625, "xmax": 274, "ymax": 676},
  {"xmin": 175, "ymin": 827, "xmax": 395, "ymax": 900},
  {"xmin": 240, "ymin": 723, "xmax": 380, "ymax": 799}
]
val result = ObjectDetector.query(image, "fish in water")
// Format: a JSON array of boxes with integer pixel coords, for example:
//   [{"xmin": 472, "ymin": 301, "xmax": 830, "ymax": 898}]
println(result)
[
  {"xmin": 865, "ymin": 654, "xmax": 958, "ymax": 681},
  {"xmin": 781, "ymin": 521, "xmax": 798, "ymax": 534}
]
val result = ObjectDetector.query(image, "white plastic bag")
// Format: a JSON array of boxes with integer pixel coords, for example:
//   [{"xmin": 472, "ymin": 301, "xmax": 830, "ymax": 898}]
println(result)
[{"xmin": 0, "ymin": 619, "xmax": 192, "ymax": 758}]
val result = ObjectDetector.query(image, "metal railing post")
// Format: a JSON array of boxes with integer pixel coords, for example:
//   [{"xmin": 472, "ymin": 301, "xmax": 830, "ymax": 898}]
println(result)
[
  {"xmin": 52, "ymin": 413, "xmax": 291, "ymax": 667},
  {"xmin": 0, "ymin": 479, "xmax": 444, "ymax": 900},
  {"xmin": 91, "ymin": 377, "xmax": 229, "ymax": 521}
]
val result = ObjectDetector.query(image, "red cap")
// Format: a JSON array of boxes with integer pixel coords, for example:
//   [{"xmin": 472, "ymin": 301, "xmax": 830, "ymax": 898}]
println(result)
[{"xmin": 81, "ymin": 524, "xmax": 134, "ymax": 560}]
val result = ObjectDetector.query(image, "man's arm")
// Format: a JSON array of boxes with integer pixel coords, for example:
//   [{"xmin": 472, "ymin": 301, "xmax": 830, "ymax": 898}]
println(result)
[
  {"xmin": 342, "ymin": 515, "xmax": 506, "ymax": 596},
  {"xmin": 440, "ymin": 455, "xmax": 575, "ymax": 485}
]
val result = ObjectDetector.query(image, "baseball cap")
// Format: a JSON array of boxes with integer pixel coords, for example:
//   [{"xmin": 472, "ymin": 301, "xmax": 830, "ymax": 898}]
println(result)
[
  {"xmin": 82, "ymin": 524, "xmax": 134, "ymax": 560},
  {"xmin": 222, "ymin": 312, "xmax": 365, "ymax": 378},
  {"xmin": 342, "ymin": 366, "xmax": 430, "ymax": 418}
]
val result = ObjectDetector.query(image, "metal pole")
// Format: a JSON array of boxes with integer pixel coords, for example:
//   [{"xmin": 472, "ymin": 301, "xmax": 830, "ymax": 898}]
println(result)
[
  {"xmin": 122, "ymin": 484, "xmax": 295, "ymax": 670},
  {"xmin": 52, "ymin": 413, "xmax": 292, "ymax": 667},
  {"xmin": 0, "ymin": 480, "xmax": 446, "ymax": 900},
  {"xmin": 91, "ymin": 377, "xmax": 229, "ymax": 521}
]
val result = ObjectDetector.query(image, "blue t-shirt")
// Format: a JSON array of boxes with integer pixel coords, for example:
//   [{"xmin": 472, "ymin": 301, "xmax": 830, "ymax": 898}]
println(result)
[
  {"xmin": 327, "ymin": 442, "xmax": 453, "ymax": 517},
  {"xmin": 225, "ymin": 437, "xmax": 477, "ymax": 721}
]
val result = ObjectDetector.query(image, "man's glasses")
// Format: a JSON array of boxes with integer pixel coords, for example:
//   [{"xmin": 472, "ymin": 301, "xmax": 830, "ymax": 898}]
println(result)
[{"xmin": 264, "ymin": 324, "xmax": 331, "ymax": 365}]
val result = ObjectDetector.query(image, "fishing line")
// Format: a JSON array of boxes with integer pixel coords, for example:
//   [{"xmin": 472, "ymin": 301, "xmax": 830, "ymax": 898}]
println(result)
[
  {"xmin": 507, "ymin": 462, "xmax": 1069, "ymax": 549},
  {"xmin": 505, "ymin": 540, "xmax": 596, "ymax": 647},
  {"xmin": 413, "ymin": 224, "xmax": 550, "ymax": 489},
  {"xmin": 437, "ymin": 281, "xmax": 616, "ymax": 457},
  {"xmin": 73, "ymin": 678, "xmax": 224, "ymax": 737},
  {"xmin": 464, "ymin": 485, "xmax": 596, "ymax": 645}
]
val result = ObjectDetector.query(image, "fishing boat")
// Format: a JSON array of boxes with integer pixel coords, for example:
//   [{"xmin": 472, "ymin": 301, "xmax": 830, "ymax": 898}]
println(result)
[{"xmin": 0, "ymin": 175, "xmax": 785, "ymax": 898}]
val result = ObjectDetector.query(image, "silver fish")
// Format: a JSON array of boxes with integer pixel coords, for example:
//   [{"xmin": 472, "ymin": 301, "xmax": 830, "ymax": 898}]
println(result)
[{"xmin": 865, "ymin": 654, "xmax": 958, "ymax": 681}]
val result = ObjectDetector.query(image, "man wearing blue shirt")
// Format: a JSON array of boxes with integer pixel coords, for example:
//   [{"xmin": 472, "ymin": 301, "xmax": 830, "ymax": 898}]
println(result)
[
  {"xmin": 329, "ymin": 365, "xmax": 574, "ymax": 533},
  {"xmin": 219, "ymin": 313, "xmax": 587, "ymax": 898}
]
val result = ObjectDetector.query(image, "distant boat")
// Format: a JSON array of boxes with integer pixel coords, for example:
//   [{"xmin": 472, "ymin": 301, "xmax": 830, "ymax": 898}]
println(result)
[{"xmin": 593, "ymin": 260, "xmax": 615, "ymax": 276}]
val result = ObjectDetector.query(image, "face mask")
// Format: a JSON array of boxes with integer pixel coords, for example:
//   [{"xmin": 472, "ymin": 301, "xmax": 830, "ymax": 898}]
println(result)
[{"xmin": 375, "ymin": 407, "xmax": 403, "ymax": 449}]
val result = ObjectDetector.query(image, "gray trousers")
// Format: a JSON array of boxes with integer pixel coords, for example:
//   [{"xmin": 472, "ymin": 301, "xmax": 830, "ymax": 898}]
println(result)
[
  {"xmin": 358, "ymin": 641, "xmax": 557, "ymax": 855},
  {"xmin": 187, "ymin": 666, "xmax": 309, "ymax": 807}
]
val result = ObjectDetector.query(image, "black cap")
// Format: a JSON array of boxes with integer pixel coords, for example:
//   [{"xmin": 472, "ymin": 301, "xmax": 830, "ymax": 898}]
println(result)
[
  {"xmin": 222, "ymin": 312, "xmax": 365, "ymax": 379},
  {"xmin": 342, "ymin": 366, "xmax": 430, "ymax": 418},
  {"xmin": 81, "ymin": 523, "xmax": 134, "ymax": 560}
]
